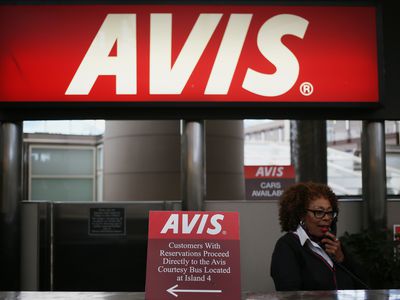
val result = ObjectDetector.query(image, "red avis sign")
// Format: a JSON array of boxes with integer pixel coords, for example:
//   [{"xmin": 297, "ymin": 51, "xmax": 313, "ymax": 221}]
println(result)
[
  {"xmin": 244, "ymin": 165, "xmax": 295, "ymax": 179},
  {"xmin": 0, "ymin": 5, "xmax": 378, "ymax": 103},
  {"xmin": 245, "ymin": 165, "xmax": 295, "ymax": 200},
  {"xmin": 394, "ymin": 225, "xmax": 400, "ymax": 242},
  {"xmin": 146, "ymin": 211, "xmax": 240, "ymax": 300}
]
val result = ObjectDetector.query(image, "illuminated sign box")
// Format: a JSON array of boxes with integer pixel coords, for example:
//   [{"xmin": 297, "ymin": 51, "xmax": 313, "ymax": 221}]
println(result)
[{"xmin": 0, "ymin": 5, "xmax": 379, "ymax": 104}]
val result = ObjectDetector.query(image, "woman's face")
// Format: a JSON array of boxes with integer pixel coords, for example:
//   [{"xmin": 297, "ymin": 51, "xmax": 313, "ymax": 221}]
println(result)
[{"xmin": 304, "ymin": 197, "xmax": 334, "ymax": 238}]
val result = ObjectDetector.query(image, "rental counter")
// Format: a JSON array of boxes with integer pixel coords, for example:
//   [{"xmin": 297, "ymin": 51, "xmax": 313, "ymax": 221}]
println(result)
[{"xmin": 1, "ymin": 290, "xmax": 400, "ymax": 300}]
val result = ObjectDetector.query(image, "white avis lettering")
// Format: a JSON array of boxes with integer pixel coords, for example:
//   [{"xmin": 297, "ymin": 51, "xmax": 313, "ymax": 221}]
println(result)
[
  {"xmin": 150, "ymin": 13, "xmax": 223, "ymax": 94},
  {"xmin": 66, "ymin": 13, "xmax": 309, "ymax": 96},
  {"xmin": 66, "ymin": 14, "xmax": 137, "ymax": 95},
  {"xmin": 255, "ymin": 166, "xmax": 284, "ymax": 177},
  {"xmin": 160, "ymin": 214, "xmax": 224, "ymax": 235},
  {"xmin": 242, "ymin": 14, "xmax": 308, "ymax": 96}
]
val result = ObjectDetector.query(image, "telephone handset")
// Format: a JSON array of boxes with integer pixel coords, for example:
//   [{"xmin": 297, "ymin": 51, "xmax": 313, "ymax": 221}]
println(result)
[
  {"xmin": 330, "ymin": 217, "xmax": 337, "ymax": 236},
  {"xmin": 320, "ymin": 217, "xmax": 337, "ymax": 250}
]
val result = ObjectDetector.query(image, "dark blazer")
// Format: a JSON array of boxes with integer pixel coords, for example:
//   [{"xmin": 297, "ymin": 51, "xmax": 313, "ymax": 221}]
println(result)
[{"xmin": 270, "ymin": 232, "xmax": 364, "ymax": 291}]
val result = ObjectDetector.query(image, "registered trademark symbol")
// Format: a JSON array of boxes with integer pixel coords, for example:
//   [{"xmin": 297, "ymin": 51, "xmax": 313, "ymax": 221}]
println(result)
[
  {"xmin": 222, "ymin": 230, "xmax": 227, "ymax": 235},
  {"xmin": 300, "ymin": 82, "xmax": 314, "ymax": 96}
]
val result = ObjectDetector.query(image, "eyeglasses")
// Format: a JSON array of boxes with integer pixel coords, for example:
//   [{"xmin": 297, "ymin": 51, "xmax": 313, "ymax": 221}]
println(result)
[{"xmin": 307, "ymin": 209, "xmax": 337, "ymax": 219}]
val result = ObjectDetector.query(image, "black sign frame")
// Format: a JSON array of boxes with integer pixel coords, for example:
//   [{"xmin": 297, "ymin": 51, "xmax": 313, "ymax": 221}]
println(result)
[{"xmin": 0, "ymin": 0, "xmax": 397, "ymax": 121}]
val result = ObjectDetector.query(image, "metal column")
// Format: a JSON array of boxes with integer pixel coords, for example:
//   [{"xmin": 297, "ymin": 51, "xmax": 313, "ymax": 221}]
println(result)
[
  {"xmin": 0, "ymin": 122, "xmax": 23, "ymax": 290},
  {"xmin": 290, "ymin": 120, "xmax": 327, "ymax": 183},
  {"xmin": 361, "ymin": 121, "xmax": 387, "ymax": 230},
  {"xmin": 181, "ymin": 120, "xmax": 205, "ymax": 211}
]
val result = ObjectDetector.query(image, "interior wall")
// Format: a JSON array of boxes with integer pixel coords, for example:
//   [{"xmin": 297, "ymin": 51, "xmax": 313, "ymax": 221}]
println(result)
[
  {"xmin": 103, "ymin": 120, "xmax": 245, "ymax": 201},
  {"xmin": 103, "ymin": 121, "xmax": 181, "ymax": 201}
]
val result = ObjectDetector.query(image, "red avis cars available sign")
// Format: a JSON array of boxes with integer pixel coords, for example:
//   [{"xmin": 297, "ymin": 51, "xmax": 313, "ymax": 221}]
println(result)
[
  {"xmin": 0, "ymin": 5, "xmax": 378, "ymax": 103},
  {"xmin": 245, "ymin": 165, "xmax": 295, "ymax": 200},
  {"xmin": 145, "ymin": 211, "xmax": 240, "ymax": 300}
]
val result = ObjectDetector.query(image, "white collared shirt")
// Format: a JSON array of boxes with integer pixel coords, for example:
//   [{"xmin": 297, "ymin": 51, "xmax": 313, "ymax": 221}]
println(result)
[{"xmin": 293, "ymin": 225, "xmax": 334, "ymax": 268}]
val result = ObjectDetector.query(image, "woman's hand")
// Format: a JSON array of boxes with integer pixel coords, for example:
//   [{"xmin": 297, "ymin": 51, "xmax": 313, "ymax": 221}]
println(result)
[{"xmin": 321, "ymin": 232, "xmax": 344, "ymax": 263}]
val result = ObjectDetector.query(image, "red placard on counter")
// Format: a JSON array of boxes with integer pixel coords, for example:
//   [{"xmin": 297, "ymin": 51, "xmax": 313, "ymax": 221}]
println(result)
[{"xmin": 145, "ymin": 211, "xmax": 240, "ymax": 300}]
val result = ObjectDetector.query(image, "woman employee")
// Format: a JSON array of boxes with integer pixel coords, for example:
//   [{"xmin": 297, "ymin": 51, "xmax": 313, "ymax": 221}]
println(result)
[{"xmin": 270, "ymin": 182, "xmax": 365, "ymax": 291}]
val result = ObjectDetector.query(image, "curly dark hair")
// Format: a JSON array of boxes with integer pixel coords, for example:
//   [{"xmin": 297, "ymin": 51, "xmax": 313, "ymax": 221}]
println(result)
[{"xmin": 279, "ymin": 182, "xmax": 338, "ymax": 232}]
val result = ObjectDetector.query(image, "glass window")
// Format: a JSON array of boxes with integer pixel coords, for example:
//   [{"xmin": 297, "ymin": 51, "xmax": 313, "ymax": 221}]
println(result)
[
  {"xmin": 244, "ymin": 119, "xmax": 291, "ymax": 165},
  {"xmin": 31, "ymin": 178, "xmax": 93, "ymax": 202},
  {"xmin": 245, "ymin": 119, "xmax": 398, "ymax": 197},
  {"xmin": 29, "ymin": 146, "xmax": 95, "ymax": 202},
  {"xmin": 327, "ymin": 120, "xmax": 362, "ymax": 196},
  {"xmin": 328, "ymin": 120, "xmax": 400, "ymax": 196},
  {"xmin": 327, "ymin": 148, "xmax": 362, "ymax": 196},
  {"xmin": 31, "ymin": 148, "xmax": 93, "ymax": 176},
  {"xmin": 385, "ymin": 120, "xmax": 400, "ymax": 196}
]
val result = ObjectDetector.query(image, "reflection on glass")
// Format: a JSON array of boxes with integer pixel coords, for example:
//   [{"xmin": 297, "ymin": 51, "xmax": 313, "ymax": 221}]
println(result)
[
  {"xmin": 31, "ymin": 148, "xmax": 93, "ymax": 176},
  {"xmin": 388, "ymin": 289, "xmax": 400, "ymax": 300},
  {"xmin": 337, "ymin": 290, "xmax": 366, "ymax": 300},
  {"xmin": 244, "ymin": 119, "xmax": 400, "ymax": 196},
  {"xmin": 31, "ymin": 179, "xmax": 93, "ymax": 202}
]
